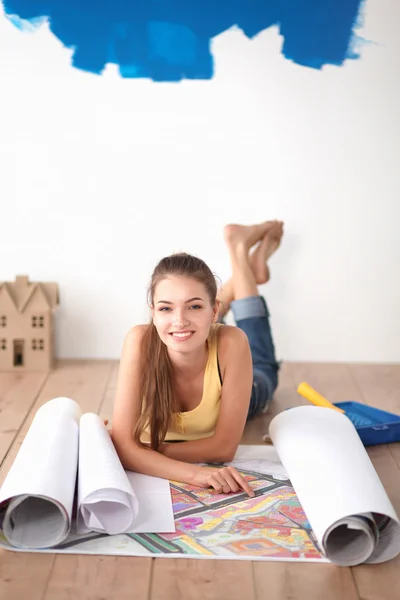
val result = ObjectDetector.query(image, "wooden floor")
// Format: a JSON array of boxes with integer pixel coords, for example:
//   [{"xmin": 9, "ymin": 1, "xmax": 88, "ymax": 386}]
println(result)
[{"xmin": 0, "ymin": 360, "xmax": 400, "ymax": 600}]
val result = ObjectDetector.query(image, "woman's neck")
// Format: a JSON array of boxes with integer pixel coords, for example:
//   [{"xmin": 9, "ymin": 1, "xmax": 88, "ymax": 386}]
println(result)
[{"xmin": 168, "ymin": 342, "xmax": 208, "ymax": 380}]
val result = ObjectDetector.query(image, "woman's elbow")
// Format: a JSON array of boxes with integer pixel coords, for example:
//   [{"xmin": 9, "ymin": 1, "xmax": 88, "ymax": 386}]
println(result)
[
  {"xmin": 223, "ymin": 447, "xmax": 237, "ymax": 462},
  {"xmin": 217, "ymin": 450, "xmax": 235, "ymax": 463},
  {"xmin": 214, "ymin": 450, "xmax": 236, "ymax": 463},
  {"xmin": 211, "ymin": 439, "xmax": 237, "ymax": 463},
  {"xmin": 111, "ymin": 432, "xmax": 141, "ymax": 467}
]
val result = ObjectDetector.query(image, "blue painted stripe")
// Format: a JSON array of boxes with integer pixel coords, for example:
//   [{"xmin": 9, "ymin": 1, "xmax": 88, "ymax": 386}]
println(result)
[{"xmin": 2, "ymin": 1, "xmax": 365, "ymax": 80}]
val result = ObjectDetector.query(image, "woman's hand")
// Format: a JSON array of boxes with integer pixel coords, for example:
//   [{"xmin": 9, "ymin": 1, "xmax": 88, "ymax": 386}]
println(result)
[{"xmin": 192, "ymin": 465, "xmax": 255, "ymax": 497}]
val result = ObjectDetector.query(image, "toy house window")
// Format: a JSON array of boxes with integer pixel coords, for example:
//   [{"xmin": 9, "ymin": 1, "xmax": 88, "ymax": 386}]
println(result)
[
  {"xmin": 32, "ymin": 339, "xmax": 44, "ymax": 351},
  {"xmin": 1, "ymin": 339, "xmax": 6, "ymax": 350},
  {"xmin": 32, "ymin": 316, "xmax": 44, "ymax": 328},
  {"xmin": 0, "ymin": 316, "xmax": 6, "ymax": 327}
]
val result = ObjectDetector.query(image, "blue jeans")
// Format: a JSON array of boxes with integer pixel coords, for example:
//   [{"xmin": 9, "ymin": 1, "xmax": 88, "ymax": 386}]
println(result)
[{"xmin": 220, "ymin": 296, "xmax": 280, "ymax": 418}]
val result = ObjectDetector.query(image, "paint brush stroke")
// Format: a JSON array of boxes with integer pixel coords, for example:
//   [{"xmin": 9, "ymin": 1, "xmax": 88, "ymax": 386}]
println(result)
[{"xmin": 2, "ymin": 1, "xmax": 365, "ymax": 81}]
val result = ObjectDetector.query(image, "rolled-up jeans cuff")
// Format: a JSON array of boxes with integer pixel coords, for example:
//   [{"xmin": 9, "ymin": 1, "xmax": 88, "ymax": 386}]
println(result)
[{"xmin": 230, "ymin": 296, "xmax": 269, "ymax": 321}]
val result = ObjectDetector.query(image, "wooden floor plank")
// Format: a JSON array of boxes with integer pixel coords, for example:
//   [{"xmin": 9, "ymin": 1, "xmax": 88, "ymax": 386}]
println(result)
[
  {"xmin": 350, "ymin": 556, "xmax": 400, "ymax": 600},
  {"xmin": 349, "ymin": 364, "xmax": 400, "ymax": 413},
  {"xmin": 0, "ymin": 432, "xmax": 16, "ymax": 466},
  {"xmin": 290, "ymin": 362, "xmax": 361, "ymax": 404},
  {"xmin": 0, "ymin": 360, "xmax": 114, "ymax": 600},
  {"xmin": 0, "ymin": 361, "xmax": 399, "ymax": 600},
  {"xmin": 253, "ymin": 562, "xmax": 359, "ymax": 600},
  {"xmin": 106, "ymin": 361, "xmax": 119, "ymax": 390},
  {"xmin": 0, "ymin": 360, "xmax": 113, "ymax": 487},
  {"xmin": 43, "ymin": 556, "xmax": 151, "ymax": 600},
  {"xmin": 0, "ymin": 552, "xmax": 55, "ymax": 600},
  {"xmin": 0, "ymin": 371, "xmax": 48, "ymax": 463},
  {"xmin": 387, "ymin": 443, "xmax": 400, "ymax": 470},
  {"xmin": 150, "ymin": 559, "xmax": 255, "ymax": 600}
]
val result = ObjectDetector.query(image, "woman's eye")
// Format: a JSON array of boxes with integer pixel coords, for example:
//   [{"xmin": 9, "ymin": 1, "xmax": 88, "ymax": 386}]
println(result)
[
  {"xmin": 190, "ymin": 305, "xmax": 202, "ymax": 310},
  {"xmin": 159, "ymin": 307, "xmax": 171, "ymax": 312}
]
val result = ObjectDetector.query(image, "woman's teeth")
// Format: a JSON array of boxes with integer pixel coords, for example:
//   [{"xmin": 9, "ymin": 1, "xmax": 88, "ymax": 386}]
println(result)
[{"xmin": 171, "ymin": 332, "xmax": 192, "ymax": 338}]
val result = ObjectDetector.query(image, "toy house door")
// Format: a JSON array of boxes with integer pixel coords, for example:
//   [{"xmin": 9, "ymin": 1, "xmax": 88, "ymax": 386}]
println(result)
[{"xmin": 13, "ymin": 339, "xmax": 24, "ymax": 367}]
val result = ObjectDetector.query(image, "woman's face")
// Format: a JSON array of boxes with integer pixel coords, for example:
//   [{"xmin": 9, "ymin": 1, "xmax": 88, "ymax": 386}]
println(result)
[{"xmin": 151, "ymin": 275, "xmax": 219, "ymax": 354}]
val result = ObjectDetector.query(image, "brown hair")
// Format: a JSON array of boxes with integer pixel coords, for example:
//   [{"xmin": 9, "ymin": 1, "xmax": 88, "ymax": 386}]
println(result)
[{"xmin": 134, "ymin": 253, "xmax": 218, "ymax": 450}]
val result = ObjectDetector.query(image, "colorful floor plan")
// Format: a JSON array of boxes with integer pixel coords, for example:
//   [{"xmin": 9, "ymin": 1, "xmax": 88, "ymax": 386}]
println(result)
[
  {"xmin": 127, "ymin": 465, "xmax": 324, "ymax": 560},
  {"xmin": 1, "ymin": 449, "xmax": 327, "ymax": 561}
]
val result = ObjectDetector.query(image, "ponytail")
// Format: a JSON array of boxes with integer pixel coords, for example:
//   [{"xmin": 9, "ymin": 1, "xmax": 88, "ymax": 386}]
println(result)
[{"xmin": 133, "ymin": 322, "xmax": 175, "ymax": 450}]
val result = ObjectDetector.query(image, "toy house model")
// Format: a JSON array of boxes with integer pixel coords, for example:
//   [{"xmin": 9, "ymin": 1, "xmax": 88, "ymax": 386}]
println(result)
[{"xmin": 0, "ymin": 275, "xmax": 59, "ymax": 371}]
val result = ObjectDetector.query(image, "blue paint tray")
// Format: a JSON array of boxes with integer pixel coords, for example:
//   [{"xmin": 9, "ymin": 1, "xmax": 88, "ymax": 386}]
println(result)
[{"xmin": 334, "ymin": 401, "xmax": 400, "ymax": 446}]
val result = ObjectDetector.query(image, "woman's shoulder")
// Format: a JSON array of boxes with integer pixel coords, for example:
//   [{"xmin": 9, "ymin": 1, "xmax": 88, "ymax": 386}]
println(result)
[
  {"xmin": 123, "ymin": 324, "xmax": 150, "ymax": 350},
  {"xmin": 216, "ymin": 324, "xmax": 249, "ymax": 354},
  {"xmin": 215, "ymin": 325, "xmax": 250, "ymax": 381}
]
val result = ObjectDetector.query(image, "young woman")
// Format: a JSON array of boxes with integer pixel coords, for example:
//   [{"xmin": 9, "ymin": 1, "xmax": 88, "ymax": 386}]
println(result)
[{"xmin": 111, "ymin": 221, "xmax": 283, "ymax": 497}]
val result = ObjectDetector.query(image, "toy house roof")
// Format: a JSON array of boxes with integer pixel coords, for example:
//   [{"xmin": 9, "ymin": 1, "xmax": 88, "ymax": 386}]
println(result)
[{"xmin": 0, "ymin": 276, "xmax": 59, "ymax": 313}]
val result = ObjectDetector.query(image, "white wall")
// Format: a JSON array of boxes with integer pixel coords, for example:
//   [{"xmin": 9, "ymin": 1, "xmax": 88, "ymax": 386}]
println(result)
[{"xmin": 1, "ymin": 0, "xmax": 399, "ymax": 363}]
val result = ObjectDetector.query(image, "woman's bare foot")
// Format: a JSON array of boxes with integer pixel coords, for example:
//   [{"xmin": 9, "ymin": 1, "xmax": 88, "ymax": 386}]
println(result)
[
  {"xmin": 249, "ymin": 221, "xmax": 284, "ymax": 284},
  {"xmin": 223, "ymin": 221, "xmax": 276, "ymax": 252}
]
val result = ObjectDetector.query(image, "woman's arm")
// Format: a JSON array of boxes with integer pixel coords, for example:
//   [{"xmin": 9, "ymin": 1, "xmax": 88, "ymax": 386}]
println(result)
[
  {"xmin": 111, "ymin": 325, "xmax": 254, "ymax": 495},
  {"xmin": 111, "ymin": 326, "xmax": 196, "ymax": 480},
  {"xmin": 159, "ymin": 326, "xmax": 253, "ymax": 463}
]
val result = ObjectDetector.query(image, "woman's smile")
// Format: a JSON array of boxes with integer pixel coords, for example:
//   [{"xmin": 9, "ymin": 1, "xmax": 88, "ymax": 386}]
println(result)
[{"xmin": 169, "ymin": 331, "xmax": 195, "ymax": 341}]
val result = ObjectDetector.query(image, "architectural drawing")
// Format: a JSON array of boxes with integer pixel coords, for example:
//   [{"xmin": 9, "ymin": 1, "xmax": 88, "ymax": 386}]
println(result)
[
  {"xmin": 127, "ymin": 466, "xmax": 323, "ymax": 560},
  {"xmin": 1, "ymin": 458, "xmax": 326, "ymax": 561}
]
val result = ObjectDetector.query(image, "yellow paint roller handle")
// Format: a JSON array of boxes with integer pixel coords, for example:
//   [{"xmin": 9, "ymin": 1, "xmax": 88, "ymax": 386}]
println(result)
[{"xmin": 297, "ymin": 382, "xmax": 345, "ymax": 413}]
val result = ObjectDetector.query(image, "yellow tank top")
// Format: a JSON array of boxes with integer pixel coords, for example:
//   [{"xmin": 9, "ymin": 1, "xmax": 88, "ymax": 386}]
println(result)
[{"xmin": 141, "ymin": 323, "xmax": 223, "ymax": 443}]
